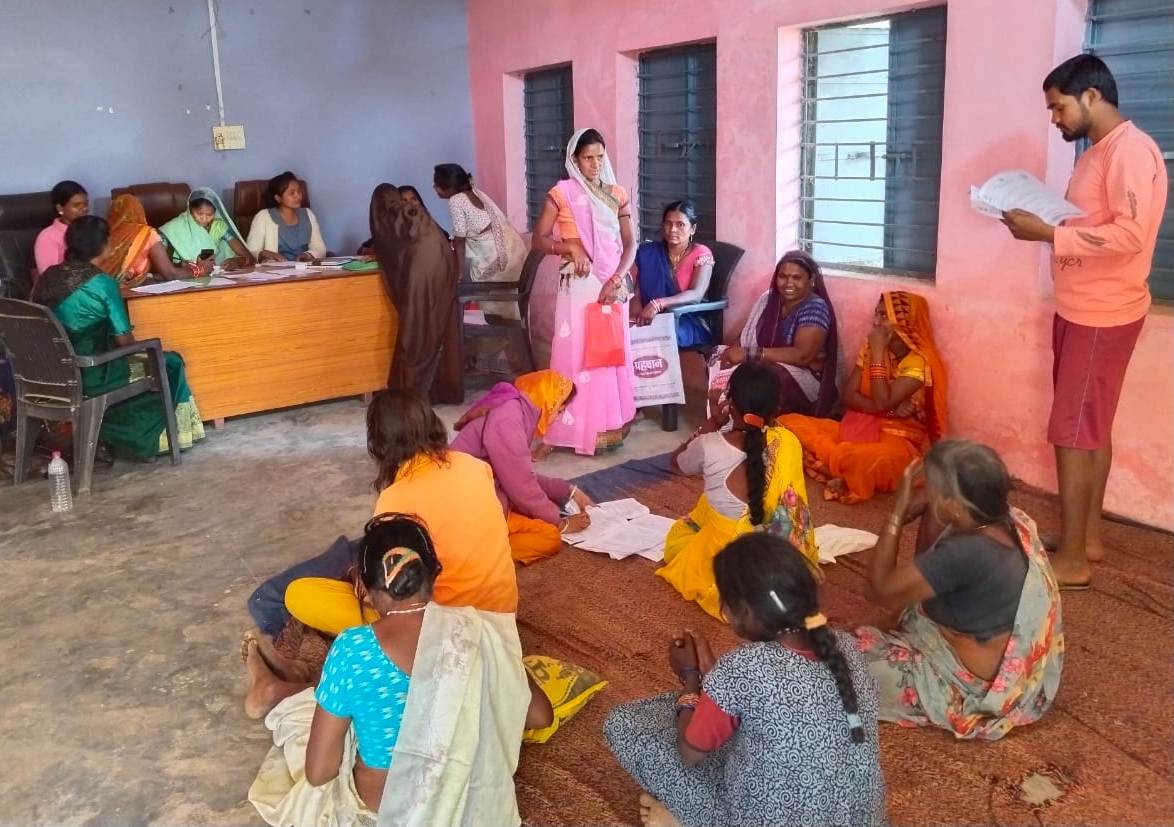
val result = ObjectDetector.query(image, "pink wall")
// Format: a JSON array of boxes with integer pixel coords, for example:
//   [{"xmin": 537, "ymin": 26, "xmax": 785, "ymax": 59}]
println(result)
[{"xmin": 466, "ymin": 0, "xmax": 1174, "ymax": 530}]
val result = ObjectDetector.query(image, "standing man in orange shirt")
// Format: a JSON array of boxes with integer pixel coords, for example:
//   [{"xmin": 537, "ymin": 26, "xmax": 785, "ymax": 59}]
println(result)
[{"xmin": 1003, "ymin": 55, "xmax": 1168, "ymax": 588}]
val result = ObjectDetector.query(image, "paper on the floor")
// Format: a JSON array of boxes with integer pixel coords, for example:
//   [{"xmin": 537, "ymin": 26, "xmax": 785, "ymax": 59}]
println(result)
[
  {"xmin": 970, "ymin": 170, "xmax": 1083, "ymax": 226},
  {"xmin": 463, "ymin": 308, "xmax": 489, "ymax": 326},
  {"xmin": 562, "ymin": 499, "xmax": 670, "ymax": 561},
  {"xmin": 131, "ymin": 280, "xmax": 195, "ymax": 294},
  {"xmin": 814, "ymin": 524, "xmax": 878, "ymax": 564}
]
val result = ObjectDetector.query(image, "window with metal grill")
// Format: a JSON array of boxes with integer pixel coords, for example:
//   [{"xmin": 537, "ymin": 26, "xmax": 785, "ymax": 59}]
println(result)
[
  {"xmin": 638, "ymin": 44, "xmax": 717, "ymax": 243},
  {"xmin": 524, "ymin": 66, "xmax": 574, "ymax": 229},
  {"xmin": 1086, "ymin": 0, "xmax": 1174, "ymax": 300},
  {"xmin": 800, "ymin": 7, "xmax": 947, "ymax": 278}
]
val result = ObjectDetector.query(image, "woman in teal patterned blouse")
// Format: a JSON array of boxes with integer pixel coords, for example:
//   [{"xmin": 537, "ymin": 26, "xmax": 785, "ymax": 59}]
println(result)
[{"xmin": 31, "ymin": 216, "xmax": 204, "ymax": 459}]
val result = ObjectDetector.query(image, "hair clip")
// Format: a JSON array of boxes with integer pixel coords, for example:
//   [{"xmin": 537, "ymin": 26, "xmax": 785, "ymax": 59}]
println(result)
[
  {"xmin": 846, "ymin": 713, "xmax": 863, "ymax": 730},
  {"xmin": 803, "ymin": 612, "xmax": 828, "ymax": 630},
  {"xmin": 768, "ymin": 589, "xmax": 787, "ymax": 613},
  {"xmin": 742, "ymin": 413, "xmax": 766, "ymax": 430},
  {"xmin": 382, "ymin": 547, "xmax": 421, "ymax": 588}
]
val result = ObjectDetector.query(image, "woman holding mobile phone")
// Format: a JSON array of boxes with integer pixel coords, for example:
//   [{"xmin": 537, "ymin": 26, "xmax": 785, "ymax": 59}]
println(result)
[
  {"xmin": 96, "ymin": 194, "xmax": 212, "ymax": 286},
  {"xmin": 161, "ymin": 188, "xmax": 254, "ymax": 271}
]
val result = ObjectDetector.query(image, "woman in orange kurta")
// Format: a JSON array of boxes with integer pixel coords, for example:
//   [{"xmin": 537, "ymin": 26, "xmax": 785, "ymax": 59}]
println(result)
[
  {"xmin": 782, "ymin": 291, "xmax": 947, "ymax": 504},
  {"xmin": 284, "ymin": 389, "xmax": 518, "ymax": 635}
]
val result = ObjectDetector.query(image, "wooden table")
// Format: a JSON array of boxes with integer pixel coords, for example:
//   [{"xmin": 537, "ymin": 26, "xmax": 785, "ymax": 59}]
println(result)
[{"xmin": 125, "ymin": 269, "xmax": 396, "ymax": 423}]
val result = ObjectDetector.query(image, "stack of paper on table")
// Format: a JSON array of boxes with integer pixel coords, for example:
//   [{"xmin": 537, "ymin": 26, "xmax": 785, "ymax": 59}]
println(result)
[
  {"xmin": 130, "ymin": 276, "xmax": 235, "ymax": 294},
  {"xmin": 970, "ymin": 169, "xmax": 1083, "ymax": 226},
  {"xmin": 563, "ymin": 498, "xmax": 676, "ymax": 563}
]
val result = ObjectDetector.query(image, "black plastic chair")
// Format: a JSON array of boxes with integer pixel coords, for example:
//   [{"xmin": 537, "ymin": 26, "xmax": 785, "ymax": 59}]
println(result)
[
  {"xmin": 455, "ymin": 249, "xmax": 546, "ymax": 395},
  {"xmin": 660, "ymin": 240, "xmax": 746, "ymax": 431},
  {"xmin": 0, "ymin": 298, "xmax": 180, "ymax": 494}
]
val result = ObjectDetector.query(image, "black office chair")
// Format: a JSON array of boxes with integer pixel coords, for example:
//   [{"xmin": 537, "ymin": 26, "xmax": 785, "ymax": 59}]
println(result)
[
  {"xmin": 455, "ymin": 250, "xmax": 546, "ymax": 399},
  {"xmin": 660, "ymin": 240, "xmax": 745, "ymax": 431}
]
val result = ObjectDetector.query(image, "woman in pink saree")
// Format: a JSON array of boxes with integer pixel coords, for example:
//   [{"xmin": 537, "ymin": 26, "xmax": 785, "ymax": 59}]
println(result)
[{"xmin": 532, "ymin": 128, "xmax": 638, "ymax": 455}]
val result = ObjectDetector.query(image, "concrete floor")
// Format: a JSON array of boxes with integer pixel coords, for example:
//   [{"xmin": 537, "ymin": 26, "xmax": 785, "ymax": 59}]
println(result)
[{"xmin": 0, "ymin": 397, "xmax": 697, "ymax": 826}]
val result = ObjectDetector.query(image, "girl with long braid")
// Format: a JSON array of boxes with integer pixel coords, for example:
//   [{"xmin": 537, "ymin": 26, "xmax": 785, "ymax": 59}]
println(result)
[
  {"xmin": 605, "ymin": 534, "xmax": 887, "ymax": 827},
  {"xmin": 658, "ymin": 362, "xmax": 820, "ymax": 619}
]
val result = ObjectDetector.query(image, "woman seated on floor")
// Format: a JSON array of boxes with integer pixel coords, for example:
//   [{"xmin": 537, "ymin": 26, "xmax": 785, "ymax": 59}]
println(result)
[
  {"xmin": 855, "ymin": 440, "xmax": 1064, "ymax": 740},
  {"xmin": 248, "ymin": 514, "xmax": 552, "ymax": 826},
  {"xmin": 281, "ymin": 388, "xmax": 518, "ymax": 642},
  {"xmin": 708, "ymin": 250, "xmax": 839, "ymax": 418},
  {"xmin": 782, "ymin": 290, "xmax": 947, "ymax": 505},
  {"xmin": 159, "ymin": 187, "xmax": 253, "ymax": 271},
  {"xmin": 31, "ymin": 216, "xmax": 205, "ymax": 458},
  {"xmin": 606, "ymin": 533, "xmax": 887, "ymax": 827},
  {"xmin": 658, "ymin": 362, "xmax": 820, "ymax": 620},
  {"xmin": 246, "ymin": 171, "xmax": 327, "ymax": 263},
  {"xmin": 632, "ymin": 200, "xmax": 715, "ymax": 348},
  {"xmin": 450, "ymin": 369, "xmax": 595, "ymax": 565},
  {"xmin": 34, "ymin": 180, "xmax": 89, "ymax": 277},
  {"xmin": 95, "ymin": 194, "xmax": 209, "ymax": 286}
]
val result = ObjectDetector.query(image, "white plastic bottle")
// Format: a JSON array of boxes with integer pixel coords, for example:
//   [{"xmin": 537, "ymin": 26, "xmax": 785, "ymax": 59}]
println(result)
[{"xmin": 48, "ymin": 450, "xmax": 73, "ymax": 513}]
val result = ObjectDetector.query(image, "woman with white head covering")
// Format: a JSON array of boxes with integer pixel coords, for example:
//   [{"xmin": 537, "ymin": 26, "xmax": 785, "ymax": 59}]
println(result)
[{"xmin": 531, "ymin": 128, "xmax": 638, "ymax": 455}]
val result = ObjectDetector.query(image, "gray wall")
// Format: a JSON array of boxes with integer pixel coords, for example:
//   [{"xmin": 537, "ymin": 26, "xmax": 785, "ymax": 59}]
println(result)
[{"xmin": 0, "ymin": 0, "xmax": 474, "ymax": 252}]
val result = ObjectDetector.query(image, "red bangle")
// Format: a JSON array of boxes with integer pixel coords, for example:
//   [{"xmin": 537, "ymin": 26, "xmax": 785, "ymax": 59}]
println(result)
[{"xmin": 869, "ymin": 365, "xmax": 888, "ymax": 380}]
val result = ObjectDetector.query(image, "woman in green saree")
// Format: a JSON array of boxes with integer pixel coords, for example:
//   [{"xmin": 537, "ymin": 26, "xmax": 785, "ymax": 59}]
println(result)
[
  {"xmin": 31, "ymin": 216, "xmax": 206, "ymax": 459},
  {"xmin": 160, "ymin": 187, "xmax": 253, "ymax": 270}
]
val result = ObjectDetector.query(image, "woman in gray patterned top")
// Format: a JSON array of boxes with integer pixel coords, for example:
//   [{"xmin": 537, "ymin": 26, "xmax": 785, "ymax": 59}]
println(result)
[{"xmin": 605, "ymin": 534, "xmax": 887, "ymax": 827}]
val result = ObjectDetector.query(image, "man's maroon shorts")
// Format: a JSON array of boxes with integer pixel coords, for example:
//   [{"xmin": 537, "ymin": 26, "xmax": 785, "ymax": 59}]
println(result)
[{"xmin": 1049, "ymin": 314, "xmax": 1144, "ymax": 450}]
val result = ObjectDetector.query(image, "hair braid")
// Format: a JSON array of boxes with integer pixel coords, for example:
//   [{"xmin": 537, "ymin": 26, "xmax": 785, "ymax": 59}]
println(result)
[
  {"xmin": 807, "ymin": 625, "xmax": 865, "ymax": 744},
  {"xmin": 743, "ymin": 425, "xmax": 767, "ymax": 525}
]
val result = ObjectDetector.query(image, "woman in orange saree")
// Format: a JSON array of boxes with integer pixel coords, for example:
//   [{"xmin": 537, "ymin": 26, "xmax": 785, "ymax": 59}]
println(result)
[
  {"xmin": 96, "ymin": 194, "xmax": 208, "ymax": 286},
  {"xmin": 782, "ymin": 291, "xmax": 948, "ymax": 504}
]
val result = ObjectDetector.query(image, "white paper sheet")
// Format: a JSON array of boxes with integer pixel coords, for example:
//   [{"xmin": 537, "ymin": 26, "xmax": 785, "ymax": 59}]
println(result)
[
  {"xmin": 813, "ymin": 524, "xmax": 878, "ymax": 564},
  {"xmin": 229, "ymin": 269, "xmax": 292, "ymax": 282},
  {"xmin": 131, "ymin": 280, "xmax": 195, "ymax": 294},
  {"xmin": 970, "ymin": 169, "xmax": 1084, "ymax": 226},
  {"xmin": 562, "ymin": 500, "xmax": 670, "ymax": 561}
]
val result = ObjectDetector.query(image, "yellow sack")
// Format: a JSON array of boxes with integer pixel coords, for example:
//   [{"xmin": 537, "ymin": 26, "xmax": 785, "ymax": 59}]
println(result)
[{"xmin": 522, "ymin": 655, "xmax": 608, "ymax": 744}]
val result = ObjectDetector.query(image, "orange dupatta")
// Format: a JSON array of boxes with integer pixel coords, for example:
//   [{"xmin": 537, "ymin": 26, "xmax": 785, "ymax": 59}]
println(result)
[
  {"xmin": 856, "ymin": 291, "xmax": 949, "ymax": 446},
  {"xmin": 96, "ymin": 195, "xmax": 158, "ymax": 287}
]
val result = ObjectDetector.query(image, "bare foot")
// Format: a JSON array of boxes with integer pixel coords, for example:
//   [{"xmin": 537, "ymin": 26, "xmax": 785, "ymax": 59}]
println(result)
[
  {"xmin": 1085, "ymin": 540, "xmax": 1107, "ymax": 563},
  {"xmin": 1048, "ymin": 555, "xmax": 1092, "ymax": 590},
  {"xmin": 244, "ymin": 639, "xmax": 309, "ymax": 720},
  {"xmin": 823, "ymin": 478, "xmax": 847, "ymax": 501},
  {"xmin": 638, "ymin": 794, "xmax": 681, "ymax": 827},
  {"xmin": 532, "ymin": 443, "xmax": 554, "ymax": 462}
]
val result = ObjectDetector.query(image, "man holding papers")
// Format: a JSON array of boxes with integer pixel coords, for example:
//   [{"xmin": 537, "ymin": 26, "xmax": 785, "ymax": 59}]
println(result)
[{"xmin": 1003, "ymin": 55, "xmax": 1167, "ymax": 589}]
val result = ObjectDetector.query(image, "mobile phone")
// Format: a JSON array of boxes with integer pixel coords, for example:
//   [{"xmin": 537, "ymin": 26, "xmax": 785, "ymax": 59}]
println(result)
[{"xmin": 199, "ymin": 248, "xmax": 215, "ymax": 261}]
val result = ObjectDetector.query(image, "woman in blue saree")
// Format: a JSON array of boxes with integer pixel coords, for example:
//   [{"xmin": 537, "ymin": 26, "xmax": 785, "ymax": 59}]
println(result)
[{"xmin": 632, "ymin": 200, "xmax": 716, "ymax": 348}]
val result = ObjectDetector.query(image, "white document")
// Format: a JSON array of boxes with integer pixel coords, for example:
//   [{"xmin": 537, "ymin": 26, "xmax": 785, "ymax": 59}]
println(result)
[
  {"xmin": 592, "ymin": 498, "xmax": 651, "ymax": 521},
  {"xmin": 229, "ymin": 270, "xmax": 289, "ymax": 282},
  {"xmin": 970, "ymin": 169, "xmax": 1083, "ymax": 226},
  {"xmin": 562, "ymin": 499, "xmax": 669, "ymax": 561},
  {"xmin": 814, "ymin": 524, "xmax": 878, "ymax": 564},
  {"xmin": 201, "ymin": 276, "xmax": 236, "ymax": 287},
  {"xmin": 629, "ymin": 313, "xmax": 686, "ymax": 408},
  {"xmin": 131, "ymin": 280, "xmax": 195, "ymax": 294},
  {"xmin": 314, "ymin": 256, "xmax": 355, "ymax": 267}
]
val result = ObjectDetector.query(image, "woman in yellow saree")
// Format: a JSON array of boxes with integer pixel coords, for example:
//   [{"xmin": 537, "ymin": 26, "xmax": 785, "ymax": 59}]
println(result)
[
  {"xmin": 658, "ymin": 362, "xmax": 820, "ymax": 620},
  {"xmin": 95, "ymin": 194, "xmax": 209, "ymax": 286}
]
